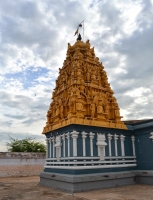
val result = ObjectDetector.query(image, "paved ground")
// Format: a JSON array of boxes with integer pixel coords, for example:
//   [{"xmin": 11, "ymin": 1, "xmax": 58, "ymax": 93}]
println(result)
[{"xmin": 0, "ymin": 176, "xmax": 153, "ymax": 200}]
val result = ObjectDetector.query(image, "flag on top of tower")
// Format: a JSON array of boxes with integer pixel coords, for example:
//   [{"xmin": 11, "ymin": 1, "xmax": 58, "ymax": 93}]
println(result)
[
  {"xmin": 74, "ymin": 20, "xmax": 84, "ymax": 36},
  {"xmin": 74, "ymin": 29, "xmax": 79, "ymax": 36}
]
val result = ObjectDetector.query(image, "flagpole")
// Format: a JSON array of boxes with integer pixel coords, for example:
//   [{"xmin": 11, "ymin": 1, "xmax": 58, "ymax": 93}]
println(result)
[
  {"xmin": 74, "ymin": 20, "xmax": 84, "ymax": 39},
  {"xmin": 77, "ymin": 23, "xmax": 79, "ymax": 36}
]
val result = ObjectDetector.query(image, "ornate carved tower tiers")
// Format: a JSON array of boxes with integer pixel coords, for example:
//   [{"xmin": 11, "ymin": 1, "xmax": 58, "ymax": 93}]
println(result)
[
  {"xmin": 40, "ymin": 38, "xmax": 139, "ymax": 193},
  {"xmin": 43, "ymin": 39, "xmax": 127, "ymax": 134}
]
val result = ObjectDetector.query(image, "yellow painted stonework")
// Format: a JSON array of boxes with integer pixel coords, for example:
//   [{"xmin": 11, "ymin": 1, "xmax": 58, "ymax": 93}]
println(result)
[{"xmin": 42, "ymin": 40, "xmax": 127, "ymax": 133}]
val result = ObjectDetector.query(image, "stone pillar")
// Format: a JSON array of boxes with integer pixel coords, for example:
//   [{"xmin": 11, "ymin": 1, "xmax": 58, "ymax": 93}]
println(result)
[
  {"xmin": 66, "ymin": 132, "xmax": 70, "ymax": 157},
  {"xmin": 49, "ymin": 137, "xmax": 52, "ymax": 158},
  {"xmin": 89, "ymin": 132, "xmax": 95, "ymax": 157},
  {"xmin": 71, "ymin": 130, "xmax": 79, "ymax": 157},
  {"xmin": 120, "ymin": 134, "xmax": 125, "ymax": 156},
  {"xmin": 52, "ymin": 136, "xmax": 55, "ymax": 158},
  {"xmin": 131, "ymin": 135, "xmax": 135, "ymax": 156},
  {"xmin": 96, "ymin": 134, "xmax": 107, "ymax": 160},
  {"xmin": 107, "ymin": 133, "xmax": 112, "ymax": 156},
  {"xmin": 62, "ymin": 134, "xmax": 66, "ymax": 157},
  {"xmin": 114, "ymin": 134, "xmax": 119, "ymax": 156},
  {"xmin": 45, "ymin": 138, "xmax": 49, "ymax": 159},
  {"xmin": 81, "ymin": 131, "xmax": 87, "ymax": 156}
]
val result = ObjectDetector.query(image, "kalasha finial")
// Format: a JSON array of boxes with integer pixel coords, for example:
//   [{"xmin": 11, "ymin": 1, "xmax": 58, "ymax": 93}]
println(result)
[{"xmin": 77, "ymin": 33, "xmax": 82, "ymax": 41}]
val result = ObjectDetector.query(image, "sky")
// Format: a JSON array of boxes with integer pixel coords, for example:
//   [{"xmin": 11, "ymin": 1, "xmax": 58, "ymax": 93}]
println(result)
[{"xmin": 0, "ymin": 0, "xmax": 153, "ymax": 151}]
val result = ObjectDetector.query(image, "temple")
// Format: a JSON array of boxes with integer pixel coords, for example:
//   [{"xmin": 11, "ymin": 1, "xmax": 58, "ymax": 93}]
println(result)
[{"xmin": 40, "ymin": 35, "xmax": 153, "ymax": 192}]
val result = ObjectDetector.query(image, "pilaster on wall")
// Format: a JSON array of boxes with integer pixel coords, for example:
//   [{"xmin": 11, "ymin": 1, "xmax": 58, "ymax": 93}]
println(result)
[
  {"xmin": 71, "ymin": 130, "xmax": 79, "ymax": 157},
  {"xmin": 89, "ymin": 132, "xmax": 95, "ymax": 157},
  {"xmin": 108, "ymin": 133, "xmax": 113, "ymax": 156},
  {"xmin": 114, "ymin": 134, "xmax": 119, "ymax": 156},
  {"xmin": 131, "ymin": 135, "xmax": 135, "ymax": 156},
  {"xmin": 120, "ymin": 134, "xmax": 125, "ymax": 156},
  {"xmin": 49, "ymin": 138, "xmax": 52, "ymax": 158},
  {"xmin": 66, "ymin": 132, "xmax": 70, "ymax": 157},
  {"xmin": 52, "ymin": 136, "xmax": 55, "ymax": 158},
  {"xmin": 81, "ymin": 131, "xmax": 87, "ymax": 156},
  {"xmin": 62, "ymin": 134, "xmax": 66, "ymax": 157}
]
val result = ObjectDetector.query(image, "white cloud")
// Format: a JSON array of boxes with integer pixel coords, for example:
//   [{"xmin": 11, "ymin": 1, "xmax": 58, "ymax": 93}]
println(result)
[{"xmin": 0, "ymin": 0, "xmax": 153, "ymax": 151}]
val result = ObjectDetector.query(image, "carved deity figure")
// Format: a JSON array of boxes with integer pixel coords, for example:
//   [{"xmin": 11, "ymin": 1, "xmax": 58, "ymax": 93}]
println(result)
[
  {"xmin": 93, "ymin": 94, "xmax": 99, "ymax": 105},
  {"xmin": 64, "ymin": 72, "xmax": 68, "ymax": 84},
  {"xmin": 104, "ymin": 105, "xmax": 109, "ymax": 119},
  {"xmin": 55, "ymin": 104, "xmax": 60, "ymax": 117},
  {"xmin": 68, "ymin": 94, "xmax": 76, "ymax": 113},
  {"xmin": 68, "ymin": 43, "xmax": 71, "ymax": 49},
  {"xmin": 73, "ymin": 49, "xmax": 83, "ymax": 60},
  {"xmin": 91, "ymin": 73, "xmax": 96, "ymax": 81},
  {"xmin": 77, "ymin": 67, "xmax": 82, "ymax": 76},
  {"xmin": 76, "ymin": 97, "xmax": 84, "ymax": 111},
  {"xmin": 97, "ymin": 70, "xmax": 101, "ymax": 85},
  {"xmin": 71, "ymin": 69, "xmax": 75, "ymax": 78},
  {"xmin": 97, "ymin": 105, "xmax": 103, "ymax": 113},
  {"xmin": 59, "ymin": 99, "xmax": 64, "ymax": 119},
  {"xmin": 86, "ymin": 71, "xmax": 90, "ymax": 82},
  {"xmin": 97, "ymin": 102, "xmax": 104, "ymax": 114},
  {"xmin": 76, "ymin": 102, "xmax": 83, "ymax": 111},
  {"xmin": 90, "ymin": 103, "xmax": 95, "ymax": 118},
  {"xmin": 94, "ymin": 57, "xmax": 99, "ymax": 62},
  {"xmin": 46, "ymin": 109, "xmax": 51, "ymax": 123},
  {"xmin": 115, "ymin": 109, "xmax": 120, "ymax": 117},
  {"xmin": 86, "ymin": 39, "xmax": 90, "ymax": 48},
  {"xmin": 79, "ymin": 84, "xmax": 85, "ymax": 94},
  {"xmin": 86, "ymin": 50, "xmax": 92, "ymax": 59}
]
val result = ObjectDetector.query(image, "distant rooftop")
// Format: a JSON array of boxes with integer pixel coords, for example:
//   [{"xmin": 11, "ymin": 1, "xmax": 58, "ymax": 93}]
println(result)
[{"xmin": 123, "ymin": 119, "xmax": 153, "ymax": 126}]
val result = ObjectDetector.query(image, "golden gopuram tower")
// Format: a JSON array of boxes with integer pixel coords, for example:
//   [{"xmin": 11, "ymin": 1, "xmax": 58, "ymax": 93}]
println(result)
[{"xmin": 42, "ymin": 35, "xmax": 127, "ymax": 134}]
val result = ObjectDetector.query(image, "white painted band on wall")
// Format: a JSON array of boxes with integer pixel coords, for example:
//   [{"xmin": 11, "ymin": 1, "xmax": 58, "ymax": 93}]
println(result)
[
  {"xmin": 45, "ymin": 159, "xmax": 136, "ymax": 165},
  {"xmin": 44, "ymin": 163, "xmax": 136, "ymax": 170}
]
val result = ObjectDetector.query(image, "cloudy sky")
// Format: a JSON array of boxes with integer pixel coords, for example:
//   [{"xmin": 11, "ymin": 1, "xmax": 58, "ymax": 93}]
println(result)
[{"xmin": 0, "ymin": 0, "xmax": 153, "ymax": 151}]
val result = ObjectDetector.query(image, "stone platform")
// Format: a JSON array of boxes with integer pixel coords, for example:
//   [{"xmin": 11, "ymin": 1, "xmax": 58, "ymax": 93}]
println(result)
[{"xmin": 40, "ymin": 171, "xmax": 136, "ymax": 193}]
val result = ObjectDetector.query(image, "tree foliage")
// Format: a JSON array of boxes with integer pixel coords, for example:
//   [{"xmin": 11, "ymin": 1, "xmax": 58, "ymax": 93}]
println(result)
[{"xmin": 6, "ymin": 136, "xmax": 46, "ymax": 152}]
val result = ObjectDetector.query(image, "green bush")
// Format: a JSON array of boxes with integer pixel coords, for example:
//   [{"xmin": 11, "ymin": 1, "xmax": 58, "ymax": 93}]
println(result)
[{"xmin": 6, "ymin": 136, "xmax": 46, "ymax": 152}]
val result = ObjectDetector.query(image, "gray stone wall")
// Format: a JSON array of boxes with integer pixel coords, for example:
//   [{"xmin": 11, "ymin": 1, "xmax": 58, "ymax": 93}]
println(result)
[{"xmin": 0, "ymin": 152, "xmax": 46, "ymax": 177}]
